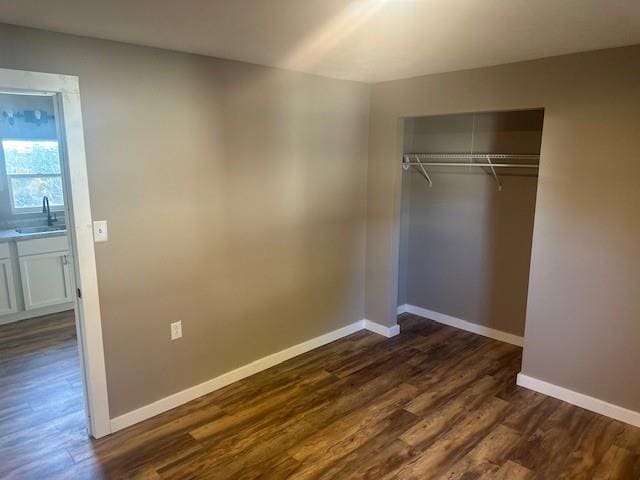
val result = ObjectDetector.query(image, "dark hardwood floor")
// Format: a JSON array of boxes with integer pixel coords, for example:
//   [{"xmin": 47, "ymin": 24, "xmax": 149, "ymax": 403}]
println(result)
[
  {"xmin": 0, "ymin": 310, "xmax": 85, "ymax": 479},
  {"xmin": 1, "ymin": 312, "xmax": 639, "ymax": 479}
]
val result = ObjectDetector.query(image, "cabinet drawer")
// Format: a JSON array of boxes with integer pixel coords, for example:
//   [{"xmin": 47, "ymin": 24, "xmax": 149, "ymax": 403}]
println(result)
[
  {"xmin": 0, "ymin": 243, "xmax": 10, "ymax": 259},
  {"xmin": 17, "ymin": 236, "xmax": 69, "ymax": 256}
]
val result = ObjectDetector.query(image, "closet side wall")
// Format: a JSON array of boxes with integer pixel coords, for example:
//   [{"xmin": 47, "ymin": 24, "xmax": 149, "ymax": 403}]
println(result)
[{"xmin": 399, "ymin": 111, "xmax": 541, "ymax": 336}]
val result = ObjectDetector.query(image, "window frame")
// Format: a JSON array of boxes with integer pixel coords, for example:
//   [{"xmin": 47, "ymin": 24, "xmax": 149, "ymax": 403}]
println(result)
[{"xmin": 1, "ymin": 137, "xmax": 65, "ymax": 214}]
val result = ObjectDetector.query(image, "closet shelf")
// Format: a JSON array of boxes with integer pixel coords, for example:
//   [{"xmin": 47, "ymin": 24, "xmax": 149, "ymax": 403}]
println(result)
[{"xmin": 402, "ymin": 153, "xmax": 540, "ymax": 191}]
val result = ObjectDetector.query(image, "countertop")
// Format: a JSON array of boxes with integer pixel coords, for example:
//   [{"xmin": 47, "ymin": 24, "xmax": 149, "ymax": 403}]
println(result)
[{"xmin": 0, "ymin": 228, "xmax": 68, "ymax": 243}]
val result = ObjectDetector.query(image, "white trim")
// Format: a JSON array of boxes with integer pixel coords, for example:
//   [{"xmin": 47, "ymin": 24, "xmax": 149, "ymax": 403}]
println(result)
[
  {"xmin": 396, "ymin": 304, "xmax": 409, "ymax": 314},
  {"xmin": 111, "ymin": 318, "xmax": 400, "ymax": 432},
  {"xmin": 397, "ymin": 304, "xmax": 524, "ymax": 347},
  {"xmin": 112, "ymin": 321, "xmax": 360, "ymax": 432},
  {"xmin": 0, "ymin": 68, "xmax": 111, "ymax": 438},
  {"xmin": 363, "ymin": 318, "xmax": 400, "ymax": 338},
  {"xmin": 517, "ymin": 373, "xmax": 640, "ymax": 428},
  {"xmin": 0, "ymin": 68, "xmax": 80, "ymax": 94}
]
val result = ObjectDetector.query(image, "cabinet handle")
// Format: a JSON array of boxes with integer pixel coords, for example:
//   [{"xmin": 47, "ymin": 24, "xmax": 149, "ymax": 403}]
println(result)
[{"xmin": 62, "ymin": 255, "xmax": 68, "ymax": 265}]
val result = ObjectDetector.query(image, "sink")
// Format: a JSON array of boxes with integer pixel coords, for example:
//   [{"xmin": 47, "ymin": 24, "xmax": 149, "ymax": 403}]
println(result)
[{"xmin": 15, "ymin": 226, "xmax": 67, "ymax": 235}]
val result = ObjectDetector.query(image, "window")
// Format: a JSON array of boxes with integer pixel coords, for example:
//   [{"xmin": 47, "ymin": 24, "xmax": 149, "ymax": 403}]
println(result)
[{"xmin": 2, "ymin": 139, "xmax": 64, "ymax": 213}]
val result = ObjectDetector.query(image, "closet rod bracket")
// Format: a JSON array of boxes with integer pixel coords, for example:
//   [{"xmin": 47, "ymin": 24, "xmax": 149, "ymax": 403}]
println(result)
[
  {"xmin": 484, "ymin": 155, "xmax": 503, "ymax": 192},
  {"xmin": 403, "ymin": 154, "xmax": 433, "ymax": 187}
]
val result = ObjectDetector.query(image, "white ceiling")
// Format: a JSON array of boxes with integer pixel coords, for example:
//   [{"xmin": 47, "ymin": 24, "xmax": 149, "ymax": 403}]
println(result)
[{"xmin": 1, "ymin": 0, "xmax": 639, "ymax": 83}]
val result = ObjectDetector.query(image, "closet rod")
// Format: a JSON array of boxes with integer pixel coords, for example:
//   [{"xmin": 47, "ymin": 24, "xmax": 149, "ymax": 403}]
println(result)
[
  {"xmin": 402, "ymin": 154, "xmax": 540, "ymax": 191},
  {"xmin": 401, "ymin": 162, "xmax": 539, "ymax": 168},
  {"xmin": 405, "ymin": 153, "xmax": 539, "ymax": 158},
  {"xmin": 402, "ymin": 153, "xmax": 540, "ymax": 168}
]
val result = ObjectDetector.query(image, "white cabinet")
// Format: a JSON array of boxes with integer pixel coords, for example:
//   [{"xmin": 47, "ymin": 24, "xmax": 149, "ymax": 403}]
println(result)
[
  {"xmin": 19, "ymin": 251, "xmax": 72, "ymax": 310},
  {"xmin": 0, "ymin": 235, "xmax": 74, "ymax": 321},
  {"xmin": 0, "ymin": 243, "xmax": 18, "ymax": 315},
  {"xmin": 17, "ymin": 236, "xmax": 73, "ymax": 311}
]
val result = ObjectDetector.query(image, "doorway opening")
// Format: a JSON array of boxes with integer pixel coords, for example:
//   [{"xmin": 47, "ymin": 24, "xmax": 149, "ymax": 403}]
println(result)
[
  {"xmin": 397, "ymin": 109, "xmax": 545, "ymax": 344},
  {"xmin": 0, "ymin": 92, "xmax": 85, "ymax": 458},
  {"xmin": 0, "ymin": 68, "xmax": 110, "ymax": 440}
]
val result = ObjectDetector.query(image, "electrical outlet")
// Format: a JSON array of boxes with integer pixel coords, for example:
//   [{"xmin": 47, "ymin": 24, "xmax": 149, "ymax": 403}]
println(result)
[{"xmin": 170, "ymin": 321, "xmax": 182, "ymax": 340}]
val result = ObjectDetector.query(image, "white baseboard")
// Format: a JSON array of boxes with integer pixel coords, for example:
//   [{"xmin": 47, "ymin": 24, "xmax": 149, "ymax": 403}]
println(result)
[
  {"xmin": 110, "ymin": 317, "xmax": 399, "ymax": 433},
  {"xmin": 517, "ymin": 373, "xmax": 640, "ymax": 428},
  {"xmin": 397, "ymin": 304, "xmax": 523, "ymax": 347},
  {"xmin": 0, "ymin": 303, "xmax": 74, "ymax": 326},
  {"xmin": 363, "ymin": 319, "xmax": 400, "ymax": 338}
]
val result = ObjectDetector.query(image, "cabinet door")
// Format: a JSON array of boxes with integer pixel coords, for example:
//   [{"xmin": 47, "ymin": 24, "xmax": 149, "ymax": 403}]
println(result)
[
  {"xmin": 20, "ymin": 252, "xmax": 72, "ymax": 310},
  {"xmin": 0, "ymin": 258, "xmax": 18, "ymax": 315}
]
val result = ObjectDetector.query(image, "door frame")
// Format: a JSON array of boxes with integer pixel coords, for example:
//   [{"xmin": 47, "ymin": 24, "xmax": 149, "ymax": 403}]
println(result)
[{"xmin": 0, "ymin": 67, "xmax": 111, "ymax": 438}]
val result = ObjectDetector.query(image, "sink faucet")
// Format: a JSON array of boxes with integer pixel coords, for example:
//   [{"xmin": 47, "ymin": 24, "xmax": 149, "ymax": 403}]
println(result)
[{"xmin": 42, "ymin": 196, "xmax": 57, "ymax": 226}]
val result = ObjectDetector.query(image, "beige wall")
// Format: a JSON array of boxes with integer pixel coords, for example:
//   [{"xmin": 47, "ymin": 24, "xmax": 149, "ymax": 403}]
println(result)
[
  {"xmin": 399, "ymin": 111, "xmax": 542, "ymax": 336},
  {"xmin": 367, "ymin": 46, "xmax": 640, "ymax": 412},
  {"xmin": 2, "ymin": 22, "xmax": 638, "ymax": 419},
  {"xmin": 0, "ymin": 24, "xmax": 371, "ymax": 417}
]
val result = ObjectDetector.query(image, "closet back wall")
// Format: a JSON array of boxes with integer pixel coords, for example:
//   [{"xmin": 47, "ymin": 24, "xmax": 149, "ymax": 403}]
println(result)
[
  {"xmin": 399, "ymin": 111, "xmax": 542, "ymax": 336},
  {"xmin": 0, "ymin": 23, "xmax": 371, "ymax": 418}
]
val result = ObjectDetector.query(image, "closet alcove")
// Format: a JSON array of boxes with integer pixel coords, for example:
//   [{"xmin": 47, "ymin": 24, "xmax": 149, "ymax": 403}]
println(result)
[{"xmin": 398, "ymin": 109, "xmax": 544, "ymax": 338}]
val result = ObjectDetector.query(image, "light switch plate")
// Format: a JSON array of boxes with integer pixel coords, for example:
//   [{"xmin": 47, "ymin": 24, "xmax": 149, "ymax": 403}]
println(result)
[{"xmin": 93, "ymin": 220, "xmax": 108, "ymax": 242}]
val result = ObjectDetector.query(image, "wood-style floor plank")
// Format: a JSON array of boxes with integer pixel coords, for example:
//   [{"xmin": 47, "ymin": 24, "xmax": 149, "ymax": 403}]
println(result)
[{"xmin": 1, "ymin": 311, "xmax": 638, "ymax": 479}]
